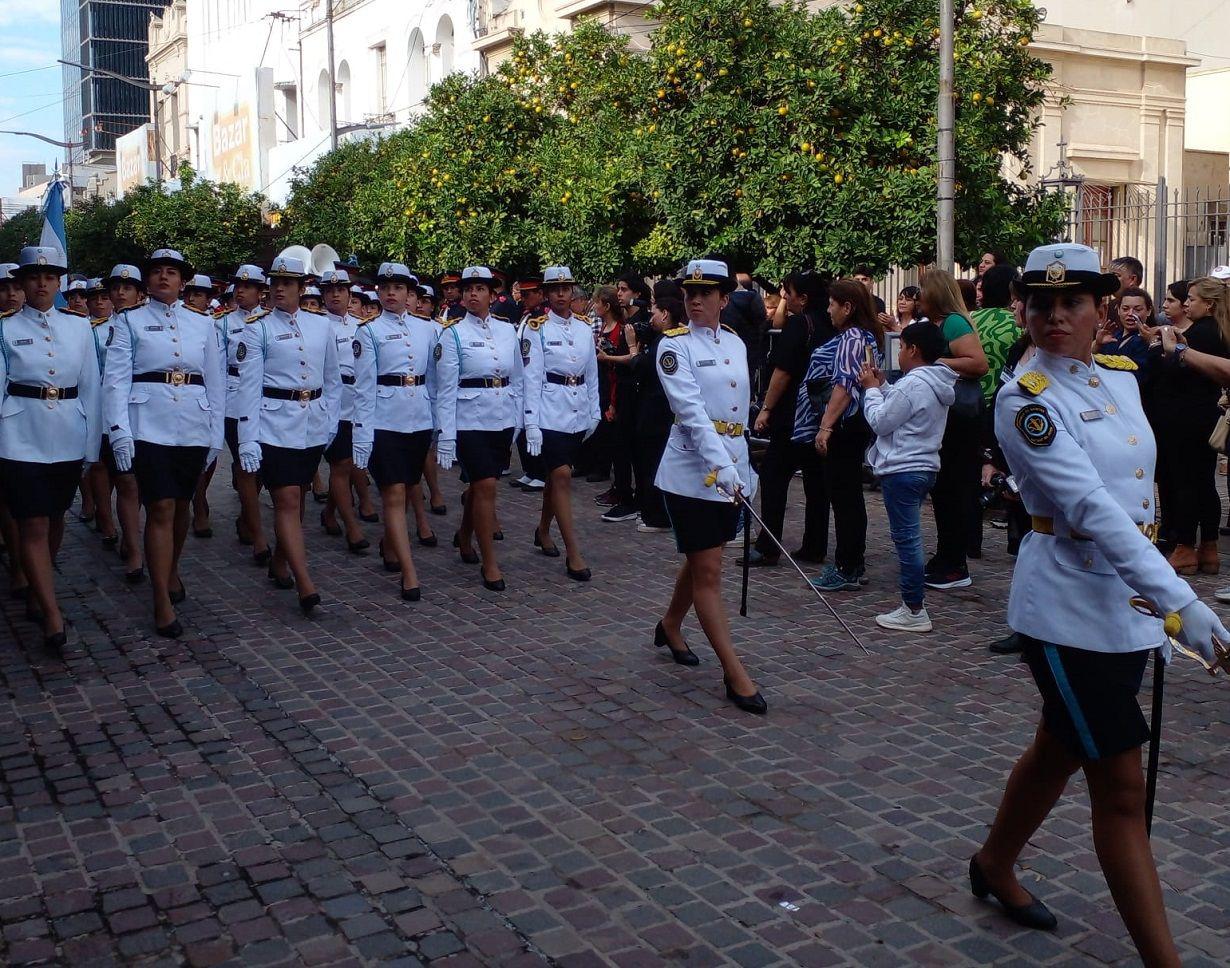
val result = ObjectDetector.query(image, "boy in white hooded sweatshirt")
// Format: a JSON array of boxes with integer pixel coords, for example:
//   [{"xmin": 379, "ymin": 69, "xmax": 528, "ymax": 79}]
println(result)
[{"xmin": 859, "ymin": 322, "xmax": 958, "ymax": 632}]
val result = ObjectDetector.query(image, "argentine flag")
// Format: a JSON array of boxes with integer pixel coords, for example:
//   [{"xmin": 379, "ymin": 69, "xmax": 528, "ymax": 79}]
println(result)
[{"xmin": 39, "ymin": 172, "xmax": 68, "ymax": 306}]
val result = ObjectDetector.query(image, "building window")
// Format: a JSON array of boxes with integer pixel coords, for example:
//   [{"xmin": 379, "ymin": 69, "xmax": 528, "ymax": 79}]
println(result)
[
  {"xmin": 337, "ymin": 60, "xmax": 351, "ymax": 124},
  {"xmin": 408, "ymin": 29, "xmax": 427, "ymax": 106},
  {"xmin": 373, "ymin": 43, "xmax": 387, "ymax": 115},
  {"xmin": 436, "ymin": 16, "xmax": 454, "ymax": 77},
  {"xmin": 317, "ymin": 68, "xmax": 331, "ymax": 130}
]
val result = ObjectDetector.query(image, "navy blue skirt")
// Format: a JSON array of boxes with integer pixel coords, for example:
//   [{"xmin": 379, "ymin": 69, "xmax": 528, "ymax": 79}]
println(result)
[
  {"xmin": 663, "ymin": 490, "xmax": 740, "ymax": 555},
  {"xmin": 0, "ymin": 458, "xmax": 82, "ymax": 520}
]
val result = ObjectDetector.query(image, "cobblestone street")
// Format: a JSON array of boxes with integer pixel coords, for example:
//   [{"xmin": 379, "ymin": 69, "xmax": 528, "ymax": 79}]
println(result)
[{"xmin": 1, "ymin": 462, "xmax": 1228, "ymax": 967}]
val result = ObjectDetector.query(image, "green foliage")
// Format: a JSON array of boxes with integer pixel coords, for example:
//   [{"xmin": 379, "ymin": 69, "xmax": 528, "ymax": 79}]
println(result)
[
  {"xmin": 65, "ymin": 196, "xmax": 144, "ymax": 277},
  {"xmin": 0, "ymin": 209, "xmax": 44, "ymax": 259},
  {"xmin": 282, "ymin": 0, "xmax": 1066, "ymax": 280},
  {"xmin": 122, "ymin": 165, "xmax": 269, "ymax": 273}
]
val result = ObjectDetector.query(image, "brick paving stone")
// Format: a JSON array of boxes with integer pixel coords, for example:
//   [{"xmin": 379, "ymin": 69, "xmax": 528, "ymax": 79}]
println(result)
[{"xmin": 2, "ymin": 462, "xmax": 1228, "ymax": 965}]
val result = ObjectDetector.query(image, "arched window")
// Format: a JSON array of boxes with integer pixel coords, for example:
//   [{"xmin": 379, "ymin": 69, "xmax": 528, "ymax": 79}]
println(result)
[
  {"xmin": 316, "ymin": 68, "xmax": 331, "ymax": 131},
  {"xmin": 337, "ymin": 60, "xmax": 352, "ymax": 123},
  {"xmin": 408, "ymin": 28, "xmax": 427, "ymax": 106},
  {"xmin": 436, "ymin": 16, "xmax": 454, "ymax": 77}
]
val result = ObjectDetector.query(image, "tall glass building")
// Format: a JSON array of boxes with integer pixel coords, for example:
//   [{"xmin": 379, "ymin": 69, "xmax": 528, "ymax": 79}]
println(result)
[{"xmin": 61, "ymin": 0, "xmax": 171, "ymax": 162}]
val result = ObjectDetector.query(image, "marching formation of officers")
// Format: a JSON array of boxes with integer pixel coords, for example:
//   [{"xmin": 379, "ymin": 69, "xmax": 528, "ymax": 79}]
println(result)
[{"xmin": 0, "ymin": 246, "xmax": 767, "ymax": 713}]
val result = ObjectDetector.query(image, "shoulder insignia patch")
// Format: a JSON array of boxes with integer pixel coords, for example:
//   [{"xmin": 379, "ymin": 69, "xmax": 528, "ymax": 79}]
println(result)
[
  {"xmin": 1017, "ymin": 371, "xmax": 1049, "ymax": 396},
  {"xmin": 664, "ymin": 327, "xmax": 689, "ymax": 338},
  {"xmin": 659, "ymin": 349, "xmax": 680, "ymax": 376},
  {"xmin": 433, "ymin": 342, "xmax": 443, "ymax": 361},
  {"xmin": 245, "ymin": 309, "xmax": 270, "ymax": 324},
  {"xmin": 1094, "ymin": 353, "xmax": 1138, "ymax": 372},
  {"xmin": 520, "ymin": 337, "xmax": 531, "ymax": 358},
  {"xmin": 1015, "ymin": 403, "xmax": 1056, "ymax": 448},
  {"xmin": 61, "ymin": 308, "xmax": 86, "ymax": 317},
  {"xmin": 236, "ymin": 342, "xmax": 247, "ymax": 362},
  {"xmin": 105, "ymin": 328, "xmax": 115, "ymax": 347},
  {"xmin": 352, "ymin": 339, "xmax": 362, "ymax": 359}
]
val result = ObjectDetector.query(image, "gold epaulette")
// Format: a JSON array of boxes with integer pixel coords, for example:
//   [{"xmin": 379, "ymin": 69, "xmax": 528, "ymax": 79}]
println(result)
[
  {"xmin": 527, "ymin": 314, "xmax": 547, "ymax": 331},
  {"xmin": 664, "ymin": 326, "xmax": 689, "ymax": 337},
  {"xmin": 1094, "ymin": 354, "xmax": 1138, "ymax": 372},
  {"xmin": 1017, "ymin": 371, "xmax": 1048, "ymax": 396},
  {"xmin": 720, "ymin": 323, "xmax": 737, "ymax": 336},
  {"xmin": 182, "ymin": 304, "xmax": 209, "ymax": 315},
  {"xmin": 299, "ymin": 307, "xmax": 326, "ymax": 316},
  {"xmin": 90, "ymin": 317, "xmax": 108, "ymax": 327},
  {"xmin": 440, "ymin": 317, "xmax": 459, "ymax": 329},
  {"xmin": 245, "ymin": 309, "xmax": 270, "ymax": 324},
  {"xmin": 0, "ymin": 308, "xmax": 17, "ymax": 319},
  {"xmin": 61, "ymin": 307, "xmax": 87, "ymax": 317}
]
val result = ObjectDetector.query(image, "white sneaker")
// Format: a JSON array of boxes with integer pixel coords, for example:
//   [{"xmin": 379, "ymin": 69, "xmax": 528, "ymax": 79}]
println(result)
[
  {"xmin": 1216, "ymin": 587, "xmax": 1230, "ymax": 604},
  {"xmin": 875, "ymin": 604, "xmax": 933, "ymax": 632},
  {"xmin": 637, "ymin": 520, "xmax": 671, "ymax": 533},
  {"xmin": 523, "ymin": 479, "xmax": 546, "ymax": 491}
]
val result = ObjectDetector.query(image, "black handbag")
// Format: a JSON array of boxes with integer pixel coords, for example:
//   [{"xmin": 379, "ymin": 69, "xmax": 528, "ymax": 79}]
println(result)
[{"xmin": 951, "ymin": 377, "xmax": 985, "ymax": 420}]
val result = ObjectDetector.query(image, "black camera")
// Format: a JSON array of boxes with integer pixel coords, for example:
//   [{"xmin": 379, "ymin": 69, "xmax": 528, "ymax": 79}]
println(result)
[{"xmin": 980, "ymin": 471, "xmax": 1020, "ymax": 509}]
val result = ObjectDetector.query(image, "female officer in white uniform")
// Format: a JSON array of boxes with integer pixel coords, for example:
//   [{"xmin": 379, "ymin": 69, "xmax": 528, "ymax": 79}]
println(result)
[
  {"xmin": 350, "ymin": 263, "xmax": 436, "ymax": 601},
  {"xmin": 970, "ymin": 244, "xmax": 1230, "ymax": 960},
  {"xmin": 218, "ymin": 265, "xmax": 271, "ymax": 565},
  {"xmin": 105, "ymin": 248, "xmax": 225, "ymax": 638},
  {"xmin": 654, "ymin": 259, "xmax": 764, "ymax": 714},
  {"xmin": 0, "ymin": 247, "xmax": 101, "ymax": 650},
  {"xmin": 434, "ymin": 266, "xmax": 524, "ymax": 592},
  {"xmin": 101, "ymin": 265, "xmax": 146, "ymax": 583},
  {"xmin": 521, "ymin": 265, "xmax": 600, "ymax": 581},
  {"xmin": 233, "ymin": 254, "xmax": 341, "ymax": 616}
]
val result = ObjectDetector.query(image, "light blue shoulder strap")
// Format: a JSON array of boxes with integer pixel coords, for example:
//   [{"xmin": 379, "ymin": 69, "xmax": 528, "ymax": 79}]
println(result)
[
  {"xmin": 364, "ymin": 323, "xmax": 380, "ymax": 369},
  {"xmin": 0, "ymin": 317, "xmax": 8, "ymax": 371},
  {"xmin": 450, "ymin": 324, "xmax": 462, "ymax": 364}
]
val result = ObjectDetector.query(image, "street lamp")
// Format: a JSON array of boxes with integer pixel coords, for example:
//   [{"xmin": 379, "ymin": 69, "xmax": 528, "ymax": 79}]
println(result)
[
  {"xmin": 0, "ymin": 130, "xmax": 83, "ymax": 199},
  {"xmin": 58, "ymin": 59, "xmax": 213, "ymax": 183}
]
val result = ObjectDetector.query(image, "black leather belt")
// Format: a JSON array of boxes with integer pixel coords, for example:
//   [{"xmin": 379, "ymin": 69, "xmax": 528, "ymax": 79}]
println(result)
[
  {"xmin": 7, "ymin": 382, "xmax": 78, "ymax": 401},
  {"xmin": 227, "ymin": 365, "xmax": 240, "ymax": 378},
  {"xmin": 546, "ymin": 372, "xmax": 585, "ymax": 386},
  {"xmin": 134, "ymin": 370, "xmax": 204, "ymax": 387},
  {"xmin": 377, "ymin": 373, "xmax": 426, "ymax": 387},
  {"xmin": 459, "ymin": 377, "xmax": 509, "ymax": 388},
  {"xmin": 340, "ymin": 374, "xmax": 355, "ymax": 385},
  {"xmin": 262, "ymin": 386, "xmax": 322, "ymax": 402}
]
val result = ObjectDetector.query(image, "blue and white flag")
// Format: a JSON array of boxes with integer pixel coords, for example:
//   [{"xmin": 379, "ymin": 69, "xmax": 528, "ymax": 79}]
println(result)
[{"xmin": 39, "ymin": 171, "xmax": 68, "ymax": 305}]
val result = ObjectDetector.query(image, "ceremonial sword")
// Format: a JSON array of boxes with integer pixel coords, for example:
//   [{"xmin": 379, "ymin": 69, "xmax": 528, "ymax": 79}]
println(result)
[{"xmin": 709, "ymin": 473, "xmax": 869, "ymax": 654}]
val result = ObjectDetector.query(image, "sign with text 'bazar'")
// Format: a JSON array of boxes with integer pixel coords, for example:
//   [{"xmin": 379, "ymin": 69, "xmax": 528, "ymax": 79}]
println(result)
[{"xmin": 211, "ymin": 104, "xmax": 255, "ymax": 188}]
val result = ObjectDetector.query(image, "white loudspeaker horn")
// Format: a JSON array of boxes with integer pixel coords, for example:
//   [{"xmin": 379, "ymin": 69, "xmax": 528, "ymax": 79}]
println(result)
[
  {"xmin": 276, "ymin": 245, "xmax": 313, "ymax": 272},
  {"xmin": 311, "ymin": 243, "xmax": 341, "ymax": 277}
]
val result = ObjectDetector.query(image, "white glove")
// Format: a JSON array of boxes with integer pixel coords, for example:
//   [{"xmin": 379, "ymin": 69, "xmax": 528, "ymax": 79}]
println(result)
[
  {"xmin": 352, "ymin": 441, "xmax": 372, "ymax": 470},
  {"xmin": 525, "ymin": 426, "xmax": 543, "ymax": 457},
  {"xmin": 712, "ymin": 464, "xmax": 743, "ymax": 501},
  {"xmin": 111, "ymin": 436, "xmax": 134, "ymax": 473},
  {"xmin": 436, "ymin": 438, "xmax": 456, "ymax": 470},
  {"xmin": 584, "ymin": 420, "xmax": 599, "ymax": 442},
  {"xmin": 238, "ymin": 442, "xmax": 262, "ymax": 475},
  {"xmin": 205, "ymin": 448, "xmax": 220, "ymax": 471},
  {"xmin": 1177, "ymin": 600, "xmax": 1230, "ymax": 666}
]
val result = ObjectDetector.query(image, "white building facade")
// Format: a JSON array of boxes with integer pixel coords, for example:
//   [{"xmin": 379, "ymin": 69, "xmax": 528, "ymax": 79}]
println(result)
[{"xmin": 180, "ymin": 1, "xmax": 478, "ymax": 203}]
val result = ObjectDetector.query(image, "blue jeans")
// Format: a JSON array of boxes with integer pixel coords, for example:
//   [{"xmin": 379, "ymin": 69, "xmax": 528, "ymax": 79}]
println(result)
[{"xmin": 880, "ymin": 471, "xmax": 937, "ymax": 609}]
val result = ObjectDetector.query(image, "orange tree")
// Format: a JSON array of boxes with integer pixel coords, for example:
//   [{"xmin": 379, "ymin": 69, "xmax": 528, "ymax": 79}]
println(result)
[{"xmin": 640, "ymin": 0, "xmax": 1065, "ymax": 277}]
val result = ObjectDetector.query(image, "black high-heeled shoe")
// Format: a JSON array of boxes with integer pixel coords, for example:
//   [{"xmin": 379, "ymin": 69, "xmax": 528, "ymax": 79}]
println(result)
[
  {"xmin": 124, "ymin": 567, "xmax": 144, "ymax": 585},
  {"xmin": 534, "ymin": 529, "xmax": 561, "ymax": 558},
  {"xmin": 417, "ymin": 532, "xmax": 438, "ymax": 548},
  {"xmin": 400, "ymin": 585, "xmax": 421, "ymax": 602},
  {"xmin": 480, "ymin": 569, "xmax": 505, "ymax": 592},
  {"xmin": 311, "ymin": 489, "xmax": 329, "ymax": 504},
  {"xmin": 299, "ymin": 593, "xmax": 321, "ymax": 615},
  {"xmin": 44, "ymin": 630, "xmax": 67, "ymax": 651},
  {"xmin": 268, "ymin": 566, "xmax": 295, "ymax": 590},
  {"xmin": 320, "ymin": 509, "xmax": 342, "ymax": 537},
  {"xmin": 168, "ymin": 582, "xmax": 186, "ymax": 605},
  {"xmin": 235, "ymin": 518, "xmax": 253, "ymax": 547},
  {"xmin": 156, "ymin": 619, "xmax": 183, "ymax": 640},
  {"xmin": 100, "ymin": 532, "xmax": 119, "ymax": 548},
  {"xmin": 359, "ymin": 511, "xmax": 379, "ymax": 523},
  {"xmin": 378, "ymin": 540, "xmax": 400, "ymax": 573},
  {"xmin": 724, "ymin": 677, "xmax": 767, "ymax": 715},
  {"xmin": 968, "ymin": 856, "xmax": 1057, "ymax": 931},
  {"xmin": 653, "ymin": 621, "xmax": 699, "ymax": 666},
  {"xmin": 492, "ymin": 530, "xmax": 504, "ymax": 541},
  {"xmin": 192, "ymin": 526, "xmax": 213, "ymax": 539},
  {"xmin": 430, "ymin": 503, "xmax": 447, "ymax": 516},
  {"xmin": 565, "ymin": 561, "xmax": 591, "ymax": 582},
  {"xmin": 348, "ymin": 537, "xmax": 370, "ymax": 554}
]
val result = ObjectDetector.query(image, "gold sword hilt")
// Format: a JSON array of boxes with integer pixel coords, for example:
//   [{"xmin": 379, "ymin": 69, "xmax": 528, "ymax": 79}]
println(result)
[{"xmin": 1130, "ymin": 597, "xmax": 1230, "ymax": 677}]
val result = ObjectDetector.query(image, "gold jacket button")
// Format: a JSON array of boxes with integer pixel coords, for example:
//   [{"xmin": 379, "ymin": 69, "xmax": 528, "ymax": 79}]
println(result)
[
  {"xmin": 1106, "ymin": 404, "xmax": 1117, "ymax": 415},
  {"xmin": 1128, "ymin": 435, "xmax": 1138, "ymax": 445},
  {"xmin": 1088, "ymin": 377, "xmax": 1101, "ymax": 387},
  {"xmin": 1069, "ymin": 364, "xmax": 1079, "ymax": 374},
  {"xmin": 1135, "ymin": 468, "xmax": 1144, "ymax": 479},
  {"xmin": 1143, "ymin": 499, "xmax": 1151, "ymax": 509}
]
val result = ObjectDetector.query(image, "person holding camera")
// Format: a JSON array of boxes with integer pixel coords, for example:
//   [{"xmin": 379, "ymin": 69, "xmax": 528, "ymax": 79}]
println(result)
[{"xmin": 858, "ymin": 322, "xmax": 957, "ymax": 632}]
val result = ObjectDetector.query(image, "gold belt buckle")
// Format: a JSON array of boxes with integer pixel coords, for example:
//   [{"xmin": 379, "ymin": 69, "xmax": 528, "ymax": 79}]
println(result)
[
  {"xmin": 170, "ymin": 369, "xmax": 186, "ymax": 387},
  {"xmin": 297, "ymin": 389, "xmax": 312, "ymax": 405},
  {"xmin": 403, "ymin": 374, "xmax": 415, "ymax": 387},
  {"xmin": 45, "ymin": 386, "xmax": 59, "ymax": 401}
]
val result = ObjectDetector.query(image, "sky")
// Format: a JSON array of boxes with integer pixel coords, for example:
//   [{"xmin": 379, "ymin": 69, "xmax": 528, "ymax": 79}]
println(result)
[{"xmin": 0, "ymin": 0, "xmax": 68, "ymax": 199}]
